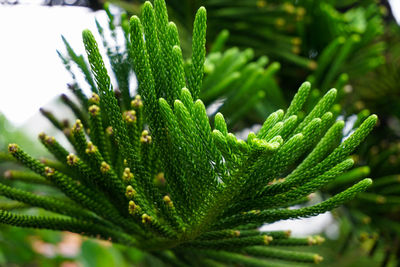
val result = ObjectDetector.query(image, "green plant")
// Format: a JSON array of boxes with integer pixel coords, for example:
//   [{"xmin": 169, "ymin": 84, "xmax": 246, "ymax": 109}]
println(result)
[
  {"xmin": 113, "ymin": 0, "xmax": 311, "ymax": 68},
  {"xmin": 58, "ymin": 5, "xmax": 284, "ymax": 131},
  {"xmin": 315, "ymin": 22, "xmax": 400, "ymax": 266},
  {"xmin": 201, "ymin": 34, "xmax": 284, "ymax": 129},
  {"xmin": 306, "ymin": 0, "xmax": 386, "ymax": 94},
  {"xmin": 116, "ymin": 0, "xmax": 386, "ymax": 83},
  {"xmin": 0, "ymin": 1, "xmax": 378, "ymax": 265}
]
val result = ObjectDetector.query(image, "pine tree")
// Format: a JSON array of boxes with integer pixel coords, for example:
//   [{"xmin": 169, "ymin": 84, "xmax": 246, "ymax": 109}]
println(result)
[{"xmin": 0, "ymin": 1, "xmax": 378, "ymax": 265}]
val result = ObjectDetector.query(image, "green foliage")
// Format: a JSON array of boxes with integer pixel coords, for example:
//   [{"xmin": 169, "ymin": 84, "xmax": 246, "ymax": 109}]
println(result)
[
  {"xmin": 120, "ymin": 0, "xmax": 386, "ymax": 89},
  {"xmin": 317, "ymin": 23, "xmax": 400, "ymax": 265},
  {"xmin": 130, "ymin": 0, "xmax": 314, "ymax": 68},
  {"xmin": 107, "ymin": 0, "xmax": 388, "ymax": 134},
  {"xmin": 0, "ymin": 1, "xmax": 380, "ymax": 266},
  {"xmin": 324, "ymin": 121, "xmax": 400, "ymax": 264},
  {"xmin": 306, "ymin": 1, "xmax": 386, "ymax": 93},
  {"xmin": 202, "ymin": 39, "xmax": 284, "ymax": 128}
]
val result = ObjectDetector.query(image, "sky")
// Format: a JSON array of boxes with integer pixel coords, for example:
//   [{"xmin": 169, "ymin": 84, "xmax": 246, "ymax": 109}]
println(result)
[
  {"xmin": 0, "ymin": 5, "xmax": 113, "ymax": 126},
  {"xmin": 390, "ymin": 0, "xmax": 400, "ymax": 24}
]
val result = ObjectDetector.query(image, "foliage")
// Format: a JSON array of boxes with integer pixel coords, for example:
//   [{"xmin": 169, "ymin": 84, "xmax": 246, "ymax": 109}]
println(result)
[
  {"xmin": 0, "ymin": 1, "xmax": 380, "ymax": 266},
  {"xmin": 314, "ymin": 21, "xmax": 400, "ymax": 266},
  {"xmin": 115, "ymin": 0, "xmax": 386, "ymax": 90},
  {"xmin": 58, "ymin": 1, "xmax": 388, "ymax": 127}
]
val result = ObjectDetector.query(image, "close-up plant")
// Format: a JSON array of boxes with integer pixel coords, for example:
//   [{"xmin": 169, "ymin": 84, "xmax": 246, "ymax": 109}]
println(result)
[
  {"xmin": 316, "ymin": 21, "xmax": 400, "ymax": 265},
  {"xmin": 4, "ymin": 0, "xmax": 400, "ymax": 266},
  {"xmin": 112, "ymin": 0, "xmax": 387, "ymax": 90},
  {"xmin": 0, "ymin": 0, "xmax": 383, "ymax": 266}
]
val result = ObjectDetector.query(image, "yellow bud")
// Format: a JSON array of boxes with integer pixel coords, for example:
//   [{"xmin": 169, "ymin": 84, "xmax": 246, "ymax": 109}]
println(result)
[
  {"xmin": 131, "ymin": 95, "xmax": 143, "ymax": 109},
  {"xmin": 123, "ymin": 168, "xmax": 134, "ymax": 182},
  {"xmin": 128, "ymin": 200, "xmax": 140, "ymax": 214},
  {"xmin": 275, "ymin": 18, "xmax": 285, "ymax": 27},
  {"xmin": 285, "ymin": 230, "xmax": 291, "ymax": 237},
  {"xmin": 297, "ymin": 7, "xmax": 306, "ymax": 16},
  {"xmin": 354, "ymin": 101, "xmax": 365, "ymax": 111},
  {"xmin": 90, "ymin": 93, "xmax": 100, "ymax": 104},
  {"xmin": 362, "ymin": 216, "xmax": 371, "ymax": 224},
  {"xmin": 44, "ymin": 166, "xmax": 55, "ymax": 177},
  {"xmin": 141, "ymin": 214, "xmax": 152, "ymax": 224},
  {"xmin": 140, "ymin": 130, "xmax": 152, "ymax": 144},
  {"xmin": 376, "ymin": 195, "xmax": 386, "ymax": 204},
  {"xmin": 314, "ymin": 235, "xmax": 325, "ymax": 245},
  {"xmin": 307, "ymin": 236, "xmax": 316, "ymax": 245},
  {"xmin": 86, "ymin": 142, "xmax": 98, "ymax": 154},
  {"xmin": 291, "ymin": 37, "xmax": 301, "ymax": 46},
  {"xmin": 44, "ymin": 136, "xmax": 55, "ymax": 145},
  {"xmin": 283, "ymin": 3, "xmax": 295, "ymax": 13},
  {"xmin": 308, "ymin": 61, "xmax": 318, "ymax": 70},
  {"xmin": 263, "ymin": 235, "xmax": 273, "ymax": 245},
  {"xmin": 163, "ymin": 195, "xmax": 173, "ymax": 208},
  {"xmin": 38, "ymin": 132, "xmax": 46, "ymax": 140},
  {"xmin": 313, "ymin": 254, "xmax": 323, "ymax": 264},
  {"xmin": 351, "ymin": 154, "xmax": 360, "ymax": 164},
  {"xmin": 106, "ymin": 126, "xmax": 113, "ymax": 136},
  {"xmin": 292, "ymin": 46, "xmax": 300, "ymax": 54},
  {"xmin": 154, "ymin": 172, "xmax": 166, "ymax": 186},
  {"xmin": 370, "ymin": 146, "xmax": 379, "ymax": 155},
  {"xmin": 72, "ymin": 119, "xmax": 83, "ymax": 132},
  {"xmin": 66, "ymin": 154, "xmax": 78, "ymax": 165},
  {"xmin": 8, "ymin": 144, "xmax": 18, "ymax": 153},
  {"xmin": 123, "ymin": 110, "xmax": 137, "ymax": 123},
  {"xmin": 100, "ymin": 162, "xmax": 110, "ymax": 173},
  {"xmin": 125, "ymin": 185, "xmax": 136, "ymax": 199},
  {"xmin": 89, "ymin": 105, "xmax": 100, "ymax": 116},
  {"xmin": 256, "ymin": 0, "xmax": 266, "ymax": 8}
]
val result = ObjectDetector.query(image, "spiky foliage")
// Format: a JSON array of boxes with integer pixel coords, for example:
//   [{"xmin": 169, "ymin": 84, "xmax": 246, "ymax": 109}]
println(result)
[
  {"xmin": 57, "ymin": 3, "xmax": 134, "ymax": 113},
  {"xmin": 317, "ymin": 22, "xmax": 400, "ymax": 265},
  {"xmin": 324, "ymin": 113, "xmax": 400, "ymax": 264},
  {"xmin": 305, "ymin": 0, "xmax": 386, "ymax": 93},
  {"xmin": 0, "ymin": 1, "xmax": 378, "ymax": 265},
  {"xmin": 343, "ymin": 23, "xmax": 400, "ymax": 119},
  {"xmin": 98, "ymin": 0, "xmax": 387, "ymax": 132},
  {"xmin": 117, "ymin": 0, "xmax": 311, "ymax": 68},
  {"xmin": 118, "ymin": 1, "xmax": 386, "ymax": 82},
  {"xmin": 201, "ymin": 31, "xmax": 284, "ymax": 129},
  {"xmin": 323, "ymin": 121, "xmax": 400, "ymax": 265},
  {"xmin": 59, "ymin": 1, "xmax": 386, "ymax": 130},
  {"xmin": 58, "ymin": 4, "xmax": 285, "ymax": 131}
]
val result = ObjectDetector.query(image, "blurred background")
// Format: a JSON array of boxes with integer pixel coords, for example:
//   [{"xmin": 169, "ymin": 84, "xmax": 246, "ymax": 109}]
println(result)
[{"xmin": 1, "ymin": 0, "xmax": 400, "ymax": 266}]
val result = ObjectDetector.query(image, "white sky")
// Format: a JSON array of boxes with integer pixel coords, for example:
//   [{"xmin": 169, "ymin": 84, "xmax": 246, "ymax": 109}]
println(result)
[
  {"xmin": 0, "ymin": 5, "xmax": 110, "ymax": 126},
  {"xmin": 390, "ymin": 0, "xmax": 400, "ymax": 24}
]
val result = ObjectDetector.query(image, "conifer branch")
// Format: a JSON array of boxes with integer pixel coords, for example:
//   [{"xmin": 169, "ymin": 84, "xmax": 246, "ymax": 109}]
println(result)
[{"xmin": 0, "ymin": 1, "xmax": 378, "ymax": 265}]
